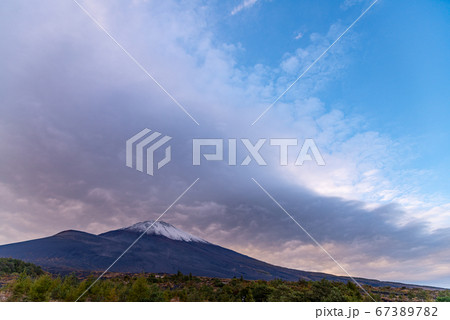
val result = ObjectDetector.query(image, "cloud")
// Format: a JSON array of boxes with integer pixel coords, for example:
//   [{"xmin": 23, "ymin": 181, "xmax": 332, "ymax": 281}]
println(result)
[
  {"xmin": 1, "ymin": 0, "xmax": 449, "ymax": 287},
  {"xmin": 231, "ymin": 0, "xmax": 258, "ymax": 15},
  {"xmin": 294, "ymin": 32, "xmax": 303, "ymax": 40}
]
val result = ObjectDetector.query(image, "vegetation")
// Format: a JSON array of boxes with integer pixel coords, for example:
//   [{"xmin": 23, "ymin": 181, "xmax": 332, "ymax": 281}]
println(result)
[
  {"xmin": 0, "ymin": 258, "xmax": 44, "ymax": 277},
  {"xmin": 1, "ymin": 273, "xmax": 366, "ymax": 302},
  {"xmin": 0, "ymin": 260, "xmax": 447, "ymax": 302},
  {"xmin": 436, "ymin": 291, "xmax": 450, "ymax": 302},
  {"xmin": 0, "ymin": 272, "xmax": 446, "ymax": 302}
]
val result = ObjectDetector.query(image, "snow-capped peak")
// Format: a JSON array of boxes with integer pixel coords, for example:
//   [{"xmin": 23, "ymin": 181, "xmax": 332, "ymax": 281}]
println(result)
[{"xmin": 122, "ymin": 221, "xmax": 208, "ymax": 243}]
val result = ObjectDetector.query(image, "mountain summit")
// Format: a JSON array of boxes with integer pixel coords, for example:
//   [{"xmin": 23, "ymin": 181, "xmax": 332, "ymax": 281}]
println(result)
[{"xmin": 120, "ymin": 221, "xmax": 208, "ymax": 243}]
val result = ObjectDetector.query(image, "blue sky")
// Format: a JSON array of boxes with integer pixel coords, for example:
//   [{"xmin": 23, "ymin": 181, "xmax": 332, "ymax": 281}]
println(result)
[
  {"xmin": 215, "ymin": 0, "xmax": 450, "ymax": 195},
  {"xmin": 1, "ymin": 0, "xmax": 450, "ymax": 287}
]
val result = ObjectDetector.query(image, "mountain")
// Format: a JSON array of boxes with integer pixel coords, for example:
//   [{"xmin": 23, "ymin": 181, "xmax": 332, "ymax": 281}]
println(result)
[{"xmin": 0, "ymin": 221, "xmax": 440, "ymax": 289}]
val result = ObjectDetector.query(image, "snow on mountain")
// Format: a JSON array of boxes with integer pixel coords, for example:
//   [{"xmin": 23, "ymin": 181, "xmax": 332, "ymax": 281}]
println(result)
[{"xmin": 122, "ymin": 221, "xmax": 208, "ymax": 243}]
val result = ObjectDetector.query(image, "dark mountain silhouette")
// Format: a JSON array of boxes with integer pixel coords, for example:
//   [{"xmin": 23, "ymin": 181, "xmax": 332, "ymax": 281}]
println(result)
[{"xmin": 0, "ymin": 221, "xmax": 440, "ymax": 289}]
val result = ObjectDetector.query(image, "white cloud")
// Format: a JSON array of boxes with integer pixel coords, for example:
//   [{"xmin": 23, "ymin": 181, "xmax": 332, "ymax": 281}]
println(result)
[
  {"xmin": 231, "ymin": 0, "xmax": 258, "ymax": 15},
  {"xmin": 294, "ymin": 32, "xmax": 303, "ymax": 40}
]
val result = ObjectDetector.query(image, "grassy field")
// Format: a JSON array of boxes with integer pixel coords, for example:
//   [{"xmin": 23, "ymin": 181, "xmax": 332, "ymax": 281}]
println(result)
[{"xmin": 1, "ymin": 258, "xmax": 449, "ymax": 302}]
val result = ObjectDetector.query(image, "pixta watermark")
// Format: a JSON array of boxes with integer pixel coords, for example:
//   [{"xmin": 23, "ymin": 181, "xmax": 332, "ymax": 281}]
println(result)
[{"xmin": 126, "ymin": 129, "xmax": 325, "ymax": 176}]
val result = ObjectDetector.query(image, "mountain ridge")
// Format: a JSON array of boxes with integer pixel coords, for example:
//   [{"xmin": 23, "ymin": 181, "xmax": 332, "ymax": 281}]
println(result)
[{"xmin": 0, "ymin": 221, "xmax": 444, "ymax": 290}]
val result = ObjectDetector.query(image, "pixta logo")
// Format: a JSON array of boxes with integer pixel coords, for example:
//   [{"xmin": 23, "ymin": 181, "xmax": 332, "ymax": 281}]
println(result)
[
  {"xmin": 126, "ymin": 128, "xmax": 172, "ymax": 176},
  {"xmin": 126, "ymin": 130, "xmax": 325, "ymax": 176}
]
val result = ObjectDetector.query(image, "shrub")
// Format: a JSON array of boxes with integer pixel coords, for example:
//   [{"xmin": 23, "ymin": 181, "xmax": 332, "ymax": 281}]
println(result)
[
  {"xmin": 0, "ymin": 258, "xmax": 43, "ymax": 277},
  {"xmin": 29, "ymin": 274, "xmax": 53, "ymax": 301}
]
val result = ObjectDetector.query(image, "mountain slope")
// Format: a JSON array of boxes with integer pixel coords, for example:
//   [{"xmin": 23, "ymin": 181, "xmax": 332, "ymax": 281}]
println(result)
[
  {"xmin": 121, "ymin": 221, "xmax": 208, "ymax": 243},
  {"xmin": 0, "ymin": 221, "xmax": 440, "ymax": 289}
]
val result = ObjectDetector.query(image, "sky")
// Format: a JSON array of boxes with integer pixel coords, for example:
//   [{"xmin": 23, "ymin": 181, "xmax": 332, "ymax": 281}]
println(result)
[{"xmin": 0, "ymin": 0, "xmax": 450, "ymax": 287}]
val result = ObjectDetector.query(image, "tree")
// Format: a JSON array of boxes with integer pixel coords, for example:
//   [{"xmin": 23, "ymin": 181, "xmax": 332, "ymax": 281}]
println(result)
[
  {"xmin": 436, "ymin": 291, "xmax": 450, "ymax": 302},
  {"xmin": 127, "ymin": 277, "xmax": 151, "ymax": 302},
  {"xmin": 239, "ymin": 287, "xmax": 254, "ymax": 302},
  {"xmin": 252, "ymin": 283, "xmax": 274, "ymax": 302},
  {"xmin": 29, "ymin": 274, "xmax": 53, "ymax": 301}
]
